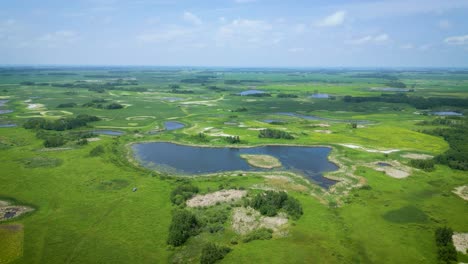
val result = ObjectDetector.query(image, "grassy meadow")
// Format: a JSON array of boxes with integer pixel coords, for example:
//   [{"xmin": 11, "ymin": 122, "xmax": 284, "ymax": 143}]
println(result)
[{"xmin": 0, "ymin": 67, "xmax": 467, "ymax": 263}]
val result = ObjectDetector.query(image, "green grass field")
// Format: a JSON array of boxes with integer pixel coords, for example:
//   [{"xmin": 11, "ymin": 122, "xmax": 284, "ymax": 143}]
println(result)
[{"xmin": 0, "ymin": 67, "xmax": 467, "ymax": 263}]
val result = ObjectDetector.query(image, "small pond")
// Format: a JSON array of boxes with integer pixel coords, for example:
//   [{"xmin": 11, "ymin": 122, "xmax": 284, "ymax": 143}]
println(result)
[
  {"xmin": 132, "ymin": 142, "xmax": 339, "ymax": 188},
  {"xmin": 310, "ymin": 93, "xmax": 329, "ymax": 99},
  {"xmin": 239, "ymin": 90, "xmax": 266, "ymax": 96},
  {"xmin": 377, "ymin": 162, "xmax": 392, "ymax": 167},
  {"xmin": 92, "ymin": 130, "xmax": 124, "ymax": 136},
  {"xmin": 0, "ymin": 124, "xmax": 17, "ymax": 128},
  {"xmin": 432, "ymin": 111, "xmax": 463, "ymax": 116},
  {"xmin": 277, "ymin": 112, "xmax": 372, "ymax": 124},
  {"xmin": 0, "ymin": 110, "xmax": 13, "ymax": 115},
  {"xmin": 165, "ymin": 121, "xmax": 185, "ymax": 131}
]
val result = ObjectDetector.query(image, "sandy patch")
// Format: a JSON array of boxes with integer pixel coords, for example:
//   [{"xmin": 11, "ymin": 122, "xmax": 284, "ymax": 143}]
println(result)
[
  {"xmin": 232, "ymin": 207, "xmax": 288, "ymax": 235},
  {"xmin": 38, "ymin": 147, "xmax": 72, "ymax": 152},
  {"xmin": 180, "ymin": 101, "xmax": 216, "ymax": 106},
  {"xmin": 186, "ymin": 189, "xmax": 247, "ymax": 208},
  {"xmin": 0, "ymin": 201, "xmax": 34, "ymax": 221},
  {"xmin": 240, "ymin": 154, "xmax": 282, "ymax": 169},
  {"xmin": 368, "ymin": 161, "xmax": 411, "ymax": 179},
  {"xmin": 401, "ymin": 153, "xmax": 434, "ymax": 160},
  {"xmin": 314, "ymin": 130, "xmax": 332, "ymax": 134},
  {"xmin": 208, "ymin": 132, "xmax": 234, "ymax": 137},
  {"xmin": 125, "ymin": 116, "xmax": 156, "ymax": 121},
  {"xmin": 86, "ymin": 137, "xmax": 101, "ymax": 142},
  {"xmin": 264, "ymin": 175, "xmax": 308, "ymax": 192},
  {"xmin": 314, "ymin": 123, "xmax": 330, "ymax": 127},
  {"xmin": 27, "ymin": 103, "xmax": 45, "ymax": 110},
  {"xmin": 453, "ymin": 185, "xmax": 468, "ymax": 201},
  {"xmin": 247, "ymin": 128, "xmax": 266, "ymax": 131},
  {"xmin": 340, "ymin": 143, "xmax": 400, "ymax": 154},
  {"xmin": 452, "ymin": 233, "xmax": 468, "ymax": 253}
]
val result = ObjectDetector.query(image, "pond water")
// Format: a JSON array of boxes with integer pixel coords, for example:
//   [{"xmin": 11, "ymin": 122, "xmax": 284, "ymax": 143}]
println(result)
[
  {"xmin": 0, "ymin": 110, "xmax": 13, "ymax": 114},
  {"xmin": 310, "ymin": 93, "xmax": 329, "ymax": 99},
  {"xmin": 239, "ymin": 90, "xmax": 266, "ymax": 96},
  {"xmin": 4, "ymin": 211, "xmax": 16, "ymax": 219},
  {"xmin": 370, "ymin": 87, "xmax": 410, "ymax": 92},
  {"xmin": 432, "ymin": 111, "xmax": 463, "ymax": 116},
  {"xmin": 0, "ymin": 100, "xmax": 8, "ymax": 107},
  {"xmin": 92, "ymin": 130, "xmax": 124, "ymax": 136},
  {"xmin": 132, "ymin": 142, "xmax": 339, "ymax": 188},
  {"xmin": 277, "ymin": 112, "xmax": 372, "ymax": 124},
  {"xmin": 165, "ymin": 121, "xmax": 185, "ymax": 131},
  {"xmin": 377, "ymin": 162, "xmax": 392, "ymax": 167},
  {"xmin": 0, "ymin": 124, "xmax": 17, "ymax": 128}
]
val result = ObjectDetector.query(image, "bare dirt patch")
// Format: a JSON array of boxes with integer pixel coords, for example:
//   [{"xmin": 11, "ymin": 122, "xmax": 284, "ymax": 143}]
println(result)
[
  {"xmin": 86, "ymin": 137, "xmax": 101, "ymax": 142},
  {"xmin": 240, "ymin": 154, "xmax": 282, "ymax": 169},
  {"xmin": 186, "ymin": 189, "xmax": 247, "ymax": 208},
  {"xmin": 401, "ymin": 153, "xmax": 434, "ymax": 160},
  {"xmin": 231, "ymin": 207, "xmax": 288, "ymax": 236},
  {"xmin": 367, "ymin": 161, "xmax": 411, "ymax": 179},
  {"xmin": 453, "ymin": 185, "xmax": 468, "ymax": 201},
  {"xmin": 452, "ymin": 233, "xmax": 468, "ymax": 253},
  {"xmin": 314, "ymin": 130, "xmax": 332, "ymax": 134},
  {"xmin": 340, "ymin": 143, "xmax": 400, "ymax": 154},
  {"xmin": 0, "ymin": 201, "xmax": 34, "ymax": 221}
]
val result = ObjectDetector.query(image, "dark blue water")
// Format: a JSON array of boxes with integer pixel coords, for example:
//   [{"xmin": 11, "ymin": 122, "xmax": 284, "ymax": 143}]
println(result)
[
  {"xmin": 165, "ymin": 121, "xmax": 185, "ymax": 131},
  {"xmin": 132, "ymin": 142, "xmax": 339, "ymax": 188},
  {"xmin": 432, "ymin": 111, "xmax": 463, "ymax": 116},
  {"xmin": 277, "ymin": 112, "xmax": 373, "ymax": 124},
  {"xmin": 239, "ymin": 90, "xmax": 266, "ymax": 96},
  {"xmin": 0, "ymin": 124, "xmax": 17, "ymax": 128},
  {"xmin": 310, "ymin": 93, "xmax": 329, "ymax": 99},
  {"xmin": 0, "ymin": 110, "xmax": 13, "ymax": 114},
  {"xmin": 92, "ymin": 130, "xmax": 124, "ymax": 136}
]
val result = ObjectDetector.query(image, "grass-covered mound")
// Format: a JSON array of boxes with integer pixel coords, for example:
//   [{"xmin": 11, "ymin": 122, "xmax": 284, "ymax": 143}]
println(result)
[{"xmin": 240, "ymin": 154, "xmax": 282, "ymax": 169}]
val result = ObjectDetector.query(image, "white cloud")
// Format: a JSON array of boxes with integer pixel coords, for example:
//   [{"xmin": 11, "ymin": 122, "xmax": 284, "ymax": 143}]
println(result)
[
  {"xmin": 438, "ymin": 19, "xmax": 451, "ymax": 29},
  {"xmin": 137, "ymin": 28, "xmax": 190, "ymax": 43},
  {"xmin": 316, "ymin": 11, "xmax": 346, "ymax": 27},
  {"xmin": 400, "ymin": 43, "xmax": 414, "ymax": 49},
  {"xmin": 444, "ymin": 34, "xmax": 468, "ymax": 45},
  {"xmin": 183, "ymin": 11, "xmax": 202, "ymax": 26},
  {"xmin": 38, "ymin": 30, "xmax": 79, "ymax": 46},
  {"xmin": 349, "ymin": 33, "xmax": 389, "ymax": 44},
  {"xmin": 217, "ymin": 19, "xmax": 272, "ymax": 46},
  {"xmin": 288, "ymin": 47, "xmax": 305, "ymax": 53}
]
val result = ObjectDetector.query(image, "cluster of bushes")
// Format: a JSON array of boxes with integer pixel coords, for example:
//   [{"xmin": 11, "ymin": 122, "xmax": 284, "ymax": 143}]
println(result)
[
  {"xmin": 207, "ymin": 86, "xmax": 227, "ymax": 92},
  {"xmin": 170, "ymin": 183, "xmax": 199, "ymax": 205},
  {"xmin": 277, "ymin": 93, "xmax": 298, "ymax": 98},
  {"xmin": 385, "ymin": 81, "xmax": 407, "ymax": 88},
  {"xmin": 258, "ymin": 128, "xmax": 294, "ymax": 140},
  {"xmin": 192, "ymin": 132, "xmax": 209, "ymax": 143},
  {"xmin": 435, "ymin": 227, "xmax": 458, "ymax": 263},
  {"xmin": 24, "ymin": 114, "xmax": 100, "ymax": 131},
  {"xmin": 343, "ymin": 94, "xmax": 468, "ymax": 109},
  {"xmin": 82, "ymin": 99, "xmax": 123, "ymax": 109},
  {"xmin": 34, "ymin": 130, "xmax": 94, "ymax": 148},
  {"xmin": 167, "ymin": 209, "xmax": 200, "ymax": 246},
  {"xmin": 196, "ymin": 206, "xmax": 230, "ymax": 234},
  {"xmin": 421, "ymin": 119, "xmax": 468, "ymax": 171},
  {"xmin": 242, "ymin": 228, "xmax": 273, "ymax": 243},
  {"xmin": 416, "ymin": 117, "xmax": 463, "ymax": 126},
  {"xmin": 232, "ymin": 107, "xmax": 247, "ymax": 112},
  {"xmin": 225, "ymin": 136, "xmax": 240, "ymax": 144},
  {"xmin": 89, "ymin": 145, "xmax": 105, "ymax": 156},
  {"xmin": 200, "ymin": 243, "xmax": 231, "ymax": 264},
  {"xmin": 409, "ymin": 159, "xmax": 435, "ymax": 172},
  {"xmin": 57, "ymin": 102, "xmax": 77, "ymax": 108},
  {"xmin": 249, "ymin": 191, "xmax": 303, "ymax": 220}
]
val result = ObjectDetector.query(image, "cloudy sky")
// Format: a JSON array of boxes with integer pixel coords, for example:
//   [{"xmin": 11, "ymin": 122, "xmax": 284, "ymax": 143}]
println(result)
[{"xmin": 1, "ymin": 0, "xmax": 468, "ymax": 67}]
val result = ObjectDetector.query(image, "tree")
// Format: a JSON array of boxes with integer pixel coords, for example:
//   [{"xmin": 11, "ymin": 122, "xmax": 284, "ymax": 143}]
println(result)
[
  {"xmin": 167, "ymin": 209, "xmax": 199, "ymax": 246},
  {"xmin": 200, "ymin": 243, "xmax": 231, "ymax": 264}
]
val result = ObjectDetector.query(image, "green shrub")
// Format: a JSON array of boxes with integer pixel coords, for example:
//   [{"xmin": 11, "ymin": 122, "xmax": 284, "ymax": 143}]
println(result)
[
  {"xmin": 200, "ymin": 243, "xmax": 231, "ymax": 264},
  {"xmin": 250, "ymin": 191, "xmax": 303, "ymax": 219},
  {"xmin": 242, "ymin": 228, "xmax": 273, "ymax": 243},
  {"xmin": 90, "ymin": 145, "xmax": 105, "ymax": 156},
  {"xmin": 258, "ymin": 128, "xmax": 294, "ymax": 139},
  {"xmin": 435, "ymin": 227, "xmax": 458, "ymax": 263},
  {"xmin": 167, "ymin": 209, "xmax": 199, "ymax": 246},
  {"xmin": 44, "ymin": 135, "xmax": 66, "ymax": 148},
  {"xmin": 170, "ymin": 183, "xmax": 199, "ymax": 205},
  {"xmin": 409, "ymin": 159, "xmax": 435, "ymax": 172}
]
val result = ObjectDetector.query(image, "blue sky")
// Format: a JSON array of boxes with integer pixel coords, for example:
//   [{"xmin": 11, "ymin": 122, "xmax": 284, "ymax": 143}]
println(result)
[{"xmin": 1, "ymin": 0, "xmax": 468, "ymax": 67}]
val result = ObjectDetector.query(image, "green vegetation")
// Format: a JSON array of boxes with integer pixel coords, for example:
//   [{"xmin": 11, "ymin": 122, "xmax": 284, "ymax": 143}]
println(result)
[
  {"xmin": 0, "ymin": 67, "xmax": 467, "ymax": 263},
  {"xmin": 250, "ymin": 191, "xmax": 303, "ymax": 220},
  {"xmin": 167, "ymin": 209, "xmax": 200, "ymax": 246},
  {"xmin": 435, "ymin": 227, "xmax": 458, "ymax": 263},
  {"xmin": 258, "ymin": 128, "xmax": 294, "ymax": 139},
  {"xmin": 242, "ymin": 228, "xmax": 273, "ymax": 243},
  {"xmin": 200, "ymin": 243, "xmax": 232, "ymax": 264},
  {"xmin": 170, "ymin": 183, "xmax": 200, "ymax": 205}
]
